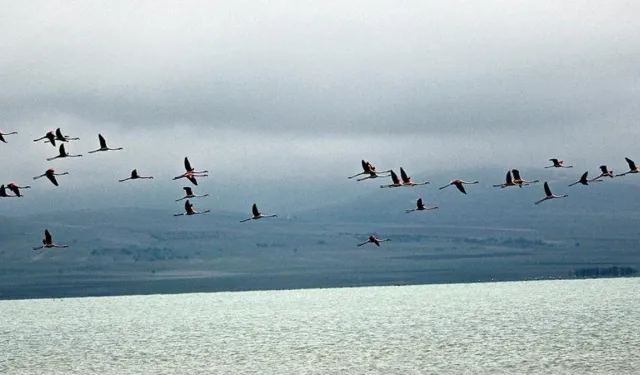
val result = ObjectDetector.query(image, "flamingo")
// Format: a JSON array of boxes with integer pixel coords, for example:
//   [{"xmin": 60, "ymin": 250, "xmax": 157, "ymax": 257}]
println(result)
[
  {"xmin": 46, "ymin": 144, "xmax": 82, "ymax": 161},
  {"xmin": 380, "ymin": 170, "xmax": 404, "ymax": 188},
  {"xmin": 173, "ymin": 157, "xmax": 208, "ymax": 181},
  {"xmin": 6, "ymin": 183, "xmax": 30, "ymax": 197},
  {"xmin": 405, "ymin": 198, "xmax": 438, "ymax": 213},
  {"xmin": 33, "ymin": 169, "xmax": 69, "ymax": 186},
  {"xmin": 176, "ymin": 187, "xmax": 209, "ymax": 201},
  {"xmin": 88, "ymin": 134, "xmax": 123, "ymax": 153},
  {"xmin": 534, "ymin": 182, "xmax": 568, "ymax": 205},
  {"xmin": 240, "ymin": 203, "xmax": 278, "ymax": 222},
  {"xmin": 33, "ymin": 130, "xmax": 57, "ymax": 147},
  {"xmin": 590, "ymin": 165, "xmax": 615, "ymax": 181},
  {"xmin": 568, "ymin": 171, "xmax": 602, "ymax": 187},
  {"xmin": 348, "ymin": 159, "xmax": 390, "ymax": 179},
  {"xmin": 357, "ymin": 234, "xmax": 391, "ymax": 247},
  {"xmin": 173, "ymin": 200, "xmax": 210, "ymax": 216},
  {"xmin": 439, "ymin": 179, "xmax": 479, "ymax": 194},
  {"xmin": 615, "ymin": 157, "xmax": 640, "ymax": 177},
  {"xmin": 0, "ymin": 131, "xmax": 18, "ymax": 143},
  {"xmin": 0, "ymin": 185, "xmax": 18, "ymax": 198},
  {"xmin": 399, "ymin": 168, "xmax": 429, "ymax": 186},
  {"xmin": 511, "ymin": 169, "xmax": 539, "ymax": 187},
  {"xmin": 493, "ymin": 171, "xmax": 516, "ymax": 188},
  {"xmin": 33, "ymin": 229, "xmax": 69, "ymax": 250},
  {"xmin": 545, "ymin": 158, "xmax": 573, "ymax": 168},
  {"xmin": 44, "ymin": 128, "xmax": 80, "ymax": 144},
  {"xmin": 118, "ymin": 169, "xmax": 154, "ymax": 182}
]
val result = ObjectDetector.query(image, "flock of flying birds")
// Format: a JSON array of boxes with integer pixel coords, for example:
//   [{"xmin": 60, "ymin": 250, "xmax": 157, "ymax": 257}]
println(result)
[{"xmin": 1, "ymin": 128, "xmax": 639, "ymax": 249}]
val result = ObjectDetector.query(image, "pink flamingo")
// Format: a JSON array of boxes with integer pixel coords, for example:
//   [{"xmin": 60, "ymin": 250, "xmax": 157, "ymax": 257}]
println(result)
[
  {"xmin": 240, "ymin": 203, "xmax": 278, "ymax": 222},
  {"xmin": 173, "ymin": 200, "xmax": 210, "ymax": 216},
  {"xmin": 33, "ymin": 169, "xmax": 69, "ymax": 186},
  {"xmin": 405, "ymin": 198, "xmax": 438, "ymax": 213},
  {"xmin": 439, "ymin": 179, "xmax": 479, "ymax": 194},
  {"xmin": 590, "ymin": 165, "xmax": 614, "ymax": 181},
  {"xmin": 6, "ymin": 182, "xmax": 30, "ymax": 197},
  {"xmin": 118, "ymin": 169, "xmax": 154, "ymax": 182},
  {"xmin": 349, "ymin": 159, "xmax": 390, "ymax": 180},
  {"xmin": 33, "ymin": 229, "xmax": 68, "ymax": 250},
  {"xmin": 615, "ymin": 157, "xmax": 640, "ymax": 177},
  {"xmin": 0, "ymin": 131, "xmax": 18, "ymax": 143},
  {"xmin": 545, "ymin": 158, "xmax": 573, "ymax": 168},
  {"xmin": 357, "ymin": 234, "xmax": 391, "ymax": 247},
  {"xmin": 534, "ymin": 182, "xmax": 568, "ymax": 205},
  {"xmin": 33, "ymin": 130, "xmax": 57, "ymax": 146},
  {"xmin": 46, "ymin": 144, "xmax": 82, "ymax": 161},
  {"xmin": 176, "ymin": 187, "xmax": 209, "ymax": 201}
]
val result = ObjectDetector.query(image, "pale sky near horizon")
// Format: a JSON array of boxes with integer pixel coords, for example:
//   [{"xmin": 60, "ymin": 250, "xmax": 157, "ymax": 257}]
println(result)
[{"xmin": 1, "ymin": 1, "xmax": 639, "ymax": 213}]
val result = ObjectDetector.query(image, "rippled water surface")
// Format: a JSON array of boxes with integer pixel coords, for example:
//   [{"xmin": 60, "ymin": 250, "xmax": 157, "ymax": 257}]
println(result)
[{"xmin": 1, "ymin": 278, "xmax": 639, "ymax": 374}]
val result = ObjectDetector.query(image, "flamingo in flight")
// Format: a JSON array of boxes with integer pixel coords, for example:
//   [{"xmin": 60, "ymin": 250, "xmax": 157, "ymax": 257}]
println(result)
[
  {"xmin": 590, "ymin": 165, "xmax": 615, "ymax": 181},
  {"xmin": 176, "ymin": 187, "xmax": 209, "ymax": 201},
  {"xmin": 545, "ymin": 158, "xmax": 573, "ymax": 168},
  {"xmin": 46, "ymin": 144, "xmax": 83, "ymax": 161},
  {"xmin": 33, "ymin": 169, "xmax": 69, "ymax": 186},
  {"xmin": 615, "ymin": 157, "xmax": 640, "ymax": 177},
  {"xmin": 357, "ymin": 234, "xmax": 391, "ymax": 247},
  {"xmin": 439, "ymin": 179, "xmax": 479, "ymax": 194},
  {"xmin": 44, "ymin": 128, "xmax": 80, "ymax": 144},
  {"xmin": 380, "ymin": 170, "xmax": 404, "ymax": 188},
  {"xmin": 568, "ymin": 171, "xmax": 601, "ymax": 187},
  {"xmin": 534, "ymin": 182, "xmax": 568, "ymax": 205},
  {"xmin": 118, "ymin": 169, "xmax": 154, "ymax": 182},
  {"xmin": 399, "ymin": 168, "xmax": 429, "ymax": 186},
  {"xmin": 33, "ymin": 229, "xmax": 68, "ymax": 250},
  {"xmin": 0, "ymin": 131, "xmax": 18, "ymax": 143},
  {"xmin": 511, "ymin": 169, "xmax": 539, "ymax": 187},
  {"xmin": 173, "ymin": 200, "xmax": 210, "ymax": 216},
  {"xmin": 0, "ymin": 185, "xmax": 18, "ymax": 198},
  {"xmin": 33, "ymin": 130, "xmax": 57, "ymax": 146},
  {"xmin": 173, "ymin": 157, "xmax": 208, "ymax": 182},
  {"xmin": 6, "ymin": 182, "xmax": 30, "ymax": 197},
  {"xmin": 348, "ymin": 160, "xmax": 390, "ymax": 180},
  {"xmin": 493, "ymin": 171, "xmax": 517, "ymax": 188},
  {"xmin": 240, "ymin": 203, "xmax": 278, "ymax": 222},
  {"xmin": 405, "ymin": 198, "xmax": 438, "ymax": 213},
  {"xmin": 88, "ymin": 134, "xmax": 123, "ymax": 153}
]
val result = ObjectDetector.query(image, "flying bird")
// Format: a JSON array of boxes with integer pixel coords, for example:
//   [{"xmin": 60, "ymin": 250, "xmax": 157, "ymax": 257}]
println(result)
[
  {"xmin": 590, "ymin": 165, "xmax": 615, "ymax": 181},
  {"xmin": 348, "ymin": 160, "xmax": 390, "ymax": 179},
  {"xmin": 568, "ymin": 171, "xmax": 602, "ymax": 187},
  {"xmin": 44, "ymin": 128, "xmax": 80, "ymax": 144},
  {"xmin": 615, "ymin": 157, "xmax": 640, "ymax": 177},
  {"xmin": 545, "ymin": 158, "xmax": 573, "ymax": 168},
  {"xmin": 534, "ymin": 182, "xmax": 568, "ymax": 205},
  {"xmin": 173, "ymin": 200, "xmax": 210, "ymax": 216},
  {"xmin": 33, "ymin": 229, "xmax": 68, "ymax": 250},
  {"xmin": 493, "ymin": 171, "xmax": 517, "ymax": 188},
  {"xmin": 0, "ymin": 131, "xmax": 18, "ymax": 143},
  {"xmin": 0, "ymin": 185, "xmax": 18, "ymax": 198},
  {"xmin": 240, "ymin": 203, "xmax": 278, "ymax": 222},
  {"xmin": 176, "ymin": 187, "xmax": 209, "ymax": 201},
  {"xmin": 357, "ymin": 234, "xmax": 391, "ymax": 247},
  {"xmin": 6, "ymin": 182, "xmax": 30, "ymax": 197},
  {"xmin": 439, "ymin": 179, "xmax": 479, "ymax": 194},
  {"xmin": 511, "ymin": 169, "xmax": 539, "ymax": 187},
  {"xmin": 118, "ymin": 169, "xmax": 154, "ymax": 182},
  {"xmin": 398, "ymin": 167, "xmax": 429, "ymax": 186},
  {"xmin": 380, "ymin": 170, "xmax": 404, "ymax": 188},
  {"xmin": 88, "ymin": 134, "xmax": 124, "ymax": 153},
  {"xmin": 46, "ymin": 144, "xmax": 83, "ymax": 161},
  {"xmin": 173, "ymin": 157, "xmax": 208, "ymax": 182},
  {"xmin": 33, "ymin": 169, "xmax": 69, "ymax": 186},
  {"xmin": 33, "ymin": 130, "xmax": 57, "ymax": 146},
  {"xmin": 405, "ymin": 198, "xmax": 438, "ymax": 213}
]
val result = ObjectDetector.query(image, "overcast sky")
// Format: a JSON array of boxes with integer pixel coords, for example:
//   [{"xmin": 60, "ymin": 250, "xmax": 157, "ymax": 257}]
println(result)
[{"xmin": 1, "ymin": 1, "xmax": 638, "ymax": 213}]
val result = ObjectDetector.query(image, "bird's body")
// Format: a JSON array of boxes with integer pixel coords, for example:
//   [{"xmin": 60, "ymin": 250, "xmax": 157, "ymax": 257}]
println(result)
[
  {"xmin": 357, "ymin": 234, "xmax": 391, "ymax": 247},
  {"xmin": 511, "ymin": 169, "xmax": 539, "ymax": 187},
  {"xmin": 569, "ymin": 171, "xmax": 601, "ymax": 187},
  {"xmin": 405, "ymin": 198, "xmax": 438, "ymax": 213},
  {"xmin": 0, "ymin": 131, "xmax": 18, "ymax": 143},
  {"xmin": 88, "ymin": 134, "xmax": 123, "ymax": 153},
  {"xmin": 493, "ymin": 171, "xmax": 516, "ymax": 188},
  {"xmin": 349, "ymin": 159, "xmax": 391, "ymax": 180},
  {"xmin": 590, "ymin": 165, "xmax": 615, "ymax": 181},
  {"xmin": 6, "ymin": 182, "xmax": 30, "ymax": 197},
  {"xmin": 398, "ymin": 168, "xmax": 429, "ymax": 187},
  {"xmin": 176, "ymin": 187, "xmax": 209, "ymax": 201},
  {"xmin": 33, "ymin": 130, "xmax": 57, "ymax": 146},
  {"xmin": 33, "ymin": 169, "xmax": 69, "ymax": 186},
  {"xmin": 545, "ymin": 158, "xmax": 573, "ymax": 168},
  {"xmin": 44, "ymin": 128, "xmax": 79, "ymax": 144},
  {"xmin": 173, "ymin": 157, "xmax": 208, "ymax": 183},
  {"xmin": 119, "ymin": 169, "xmax": 154, "ymax": 182},
  {"xmin": 240, "ymin": 203, "xmax": 278, "ymax": 222},
  {"xmin": 0, "ymin": 184, "xmax": 18, "ymax": 198},
  {"xmin": 46, "ymin": 144, "xmax": 82, "ymax": 161},
  {"xmin": 173, "ymin": 200, "xmax": 210, "ymax": 216},
  {"xmin": 615, "ymin": 157, "xmax": 640, "ymax": 177},
  {"xmin": 534, "ymin": 182, "xmax": 568, "ymax": 205},
  {"xmin": 33, "ymin": 229, "xmax": 68, "ymax": 250},
  {"xmin": 439, "ymin": 179, "xmax": 479, "ymax": 194},
  {"xmin": 380, "ymin": 170, "xmax": 404, "ymax": 188}
]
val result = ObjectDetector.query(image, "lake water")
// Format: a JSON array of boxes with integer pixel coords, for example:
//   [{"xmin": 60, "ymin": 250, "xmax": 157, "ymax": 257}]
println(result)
[{"xmin": 1, "ymin": 278, "xmax": 639, "ymax": 374}]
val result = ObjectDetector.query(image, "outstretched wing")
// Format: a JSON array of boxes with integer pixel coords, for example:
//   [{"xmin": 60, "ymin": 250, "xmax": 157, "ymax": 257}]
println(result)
[
  {"xmin": 45, "ymin": 229, "xmax": 52, "ymax": 244},
  {"xmin": 580, "ymin": 171, "xmax": 588, "ymax": 183},
  {"xmin": 390, "ymin": 170, "xmax": 400, "ymax": 184},
  {"xmin": 59, "ymin": 143, "xmax": 66, "ymax": 155},
  {"xmin": 186, "ymin": 174, "xmax": 198, "ymax": 185},
  {"xmin": 98, "ymin": 134, "xmax": 107, "ymax": 148},
  {"xmin": 184, "ymin": 200, "xmax": 194, "ymax": 213},
  {"xmin": 400, "ymin": 167, "xmax": 410, "ymax": 183},
  {"xmin": 361, "ymin": 159, "xmax": 368, "ymax": 172},
  {"xmin": 7, "ymin": 184, "xmax": 19, "ymax": 196},
  {"xmin": 0, "ymin": 134, "xmax": 5, "ymax": 143},
  {"xmin": 511, "ymin": 169, "xmax": 521, "ymax": 181},
  {"xmin": 252, "ymin": 203, "xmax": 260, "ymax": 216},
  {"xmin": 549, "ymin": 158, "xmax": 559, "ymax": 164},
  {"xmin": 184, "ymin": 157, "xmax": 192, "ymax": 172},
  {"xmin": 183, "ymin": 187, "xmax": 193, "ymax": 195},
  {"xmin": 416, "ymin": 197, "xmax": 424, "ymax": 209},
  {"xmin": 131, "ymin": 169, "xmax": 138, "ymax": 178},
  {"xmin": 625, "ymin": 157, "xmax": 637, "ymax": 170},
  {"xmin": 0, "ymin": 185, "xmax": 6, "ymax": 196},
  {"xmin": 544, "ymin": 181, "xmax": 552, "ymax": 196},
  {"xmin": 55, "ymin": 128, "xmax": 64, "ymax": 139},
  {"xmin": 455, "ymin": 182, "xmax": 467, "ymax": 194},
  {"xmin": 505, "ymin": 170, "xmax": 513, "ymax": 184},
  {"xmin": 599, "ymin": 165, "xmax": 608, "ymax": 174}
]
